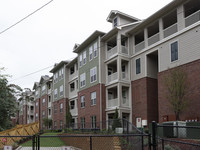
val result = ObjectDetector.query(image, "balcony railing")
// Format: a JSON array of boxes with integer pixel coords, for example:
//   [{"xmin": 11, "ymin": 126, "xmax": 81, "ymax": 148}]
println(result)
[
  {"xmin": 122, "ymin": 72, "xmax": 128, "ymax": 80},
  {"xmin": 122, "ymin": 97, "xmax": 129, "ymax": 107},
  {"xmin": 48, "ymin": 89, "xmax": 51, "ymax": 95},
  {"xmin": 70, "ymin": 108, "xmax": 78, "ymax": 116},
  {"xmin": 108, "ymin": 72, "xmax": 118, "ymax": 83},
  {"xmin": 135, "ymin": 41, "xmax": 145, "ymax": 53},
  {"xmin": 148, "ymin": 33, "xmax": 160, "ymax": 46},
  {"xmin": 48, "ymin": 102, "xmax": 52, "ymax": 108},
  {"xmin": 121, "ymin": 46, "xmax": 128, "ymax": 55},
  {"xmin": 164, "ymin": 23, "xmax": 178, "ymax": 38},
  {"xmin": 107, "ymin": 46, "xmax": 117, "ymax": 59},
  {"xmin": 107, "ymin": 98, "xmax": 118, "ymax": 108},
  {"xmin": 185, "ymin": 10, "xmax": 200, "ymax": 27}
]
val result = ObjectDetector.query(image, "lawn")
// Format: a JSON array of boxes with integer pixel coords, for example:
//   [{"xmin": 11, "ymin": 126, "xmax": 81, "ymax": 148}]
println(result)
[{"xmin": 21, "ymin": 132, "xmax": 66, "ymax": 147}]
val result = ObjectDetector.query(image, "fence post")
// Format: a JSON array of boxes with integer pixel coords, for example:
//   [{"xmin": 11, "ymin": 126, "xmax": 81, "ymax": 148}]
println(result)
[
  {"xmin": 90, "ymin": 136, "xmax": 92, "ymax": 150},
  {"xmin": 141, "ymin": 134, "xmax": 144, "ymax": 150},
  {"xmin": 32, "ymin": 135, "xmax": 35, "ymax": 150},
  {"xmin": 148, "ymin": 134, "xmax": 151, "ymax": 150},
  {"xmin": 152, "ymin": 121, "xmax": 157, "ymax": 150},
  {"xmin": 38, "ymin": 134, "xmax": 40, "ymax": 150},
  {"xmin": 162, "ymin": 139, "xmax": 164, "ymax": 150}
]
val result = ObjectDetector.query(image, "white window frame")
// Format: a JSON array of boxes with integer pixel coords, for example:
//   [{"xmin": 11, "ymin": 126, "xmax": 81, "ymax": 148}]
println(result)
[
  {"xmin": 42, "ymin": 85, "xmax": 46, "ymax": 94},
  {"xmin": 90, "ymin": 67, "xmax": 97, "ymax": 83},
  {"xmin": 60, "ymin": 103, "xmax": 63, "ymax": 113},
  {"xmin": 80, "ymin": 73, "xmax": 86, "ymax": 88},
  {"xmin": 54, "ymin": 89, "xmax": 58, "ymax": 99},
  {"xmin": 81, "ymin": 95, "xmax": 85, "ymax": 108},
  {"xmin": 94, "ymin": 42, "xmax": 98, "ymax": 58},
  {"xmin": 79, "ymin": 54, "xmax": 82, "ymax": 67},
  {"xmin": 170, "ymin": 41, "xmax": 178, "ymax": 62},
  {"xmin": 83, "ymin": 51, "xmax": 86, "ymax": 65},
  {"xmin": 91, "ymin": 92, "xmax": 96, "ymax": 106},
  {"xmin": 61, "ymin": 68, "xmax": 64, "ymax": 79},
  {"xmin": 89, "ymin": 46, "xmax": 93, "ymax": 61},
  {"xmin": 91, "ymin": 116, "xmax": 96, "ymax": 129},
  {"xmin": 42, "ymin": 98, "xmax": 45, "ymax": 106},
  {"xmin": 81, "ymin": 117, "xmax": 85, "ymax": 129},
  {"xmin": 60, "ymin": 85, "xmax": 63, "ymax": 97}
]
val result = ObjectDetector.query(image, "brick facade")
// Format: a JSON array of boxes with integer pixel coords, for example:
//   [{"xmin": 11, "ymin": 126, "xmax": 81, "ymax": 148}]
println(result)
[
  {"xmin": 158, "ymin": 59, "xmax": 200, "ymax": 123},
  {"xmin": 132, "ymin": 77, "xmax": 158, "ymax": 125},
  {"xmin": 78, "ymin": 84, "xmax": 105, "ymax": 128},
  {"xmin": 52, "ymin": 98, "xmax": 68, "ymax": 129}
]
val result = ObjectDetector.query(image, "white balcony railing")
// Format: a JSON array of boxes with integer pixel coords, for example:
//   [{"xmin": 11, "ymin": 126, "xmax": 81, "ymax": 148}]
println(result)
[
  {"xmin": 122, "ymin": 72, "xmax": 128, "ymax": 80},
  {"xmin": 135, "ymin": 41, "xmax": 145, "ymax": 53},
  {"xmin": 122, "ymin": 98, "xmax": 129, "ymax": 107},
  {"xmin": 164, "ymin": 23, "xmax": 178, "ymax": 38},
  {"xmin": 69, "ymin": 89, "xmax": 78, "ymax": 99},
  {"xmin": 148, "ymin": 33, "xmax": 160, "ymax": 46},
  {"xmin": 107, "ymin": 46, "xmax": 117, "ymax": 59},
  {"xmin": 185, "ymin": 10, "xmax": 200, "ymax": 27},
  {"xmin": 108, "ymin": 72, "xmax": 118, "ymax": 83},
  {"xmin": 121, "ymin": 46, "xmax": 128, "ymax": 55},
  {"xmin": 48, "ymin": 89, "xmax": 51, "ymax": 95},
  {"xmin": 48, "ymin": 102, "xmax": 52, "ymax": 108},
  {"xmin": 70, "ymin": 108, "xmax": 78, "ymax": 116},
  {"xmin": 107, "ymin": 98, "xmax": 118, "ymax": 108}
]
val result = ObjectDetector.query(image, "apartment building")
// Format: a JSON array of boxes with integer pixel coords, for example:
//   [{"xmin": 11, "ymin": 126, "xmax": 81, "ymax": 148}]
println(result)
[
  {"xmin": 127, "ymin": 0, "xmax": 200, "ymax": 126},
  {"xmin": 18, "ymin": 89, "xmax": 35, "ymax": 125},
  {"xmin": 18, "ymin": 0, "xmax": 200, "ymax": 128},
  {"xmin": 101, "ymin": 11, "xmax": 141, "ymax": 124},
  {"xmin": 66, "ymin": 57, "xmax": 79, "ymax": 127},
  {"xmin": 33, "ymin": 75, "xmax": 52, "ymax": 129},
  {"xmin": 50, "ymin": 61, "xmax": 69, "ymax": 129},
  {"xmin": 73, "ymin": 31, "xmax": 106, "ymax": 129}
]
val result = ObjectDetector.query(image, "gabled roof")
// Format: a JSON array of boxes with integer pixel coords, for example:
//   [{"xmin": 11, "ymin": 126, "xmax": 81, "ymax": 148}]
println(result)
[
  {"xmin": 127, "ymin": 0, "xmax": 183, "ymax": 35},
  {"xmin": 73, "ymin": 44, "xmax": 80, "ymax": 51},
  {"xmin": 39, "ymin": 75, "xmax": 50, "ymax": 85},
  {"xmin": 107, "ymin": 10, "xmax": 141, "ymax": 23},
  {"xmin": 73, "ymin": 30, "xmax": 105, "ymax": 53},
  {"xmin": 32, "ymin": 82, "xmax": 39, "ymax": 90},
  {"xmin": 66, "ymin": 57, "xmax": 78, "ymax": 67},
  {"xmin": 50, "ymin": 60, "xmax": 69, "ymax": 73}
]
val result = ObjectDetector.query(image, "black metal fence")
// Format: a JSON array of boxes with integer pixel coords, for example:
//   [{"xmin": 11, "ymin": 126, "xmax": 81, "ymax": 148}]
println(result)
[{"xmin": 151, "ymin": 121, "xmax": 200, "ymax": 150}]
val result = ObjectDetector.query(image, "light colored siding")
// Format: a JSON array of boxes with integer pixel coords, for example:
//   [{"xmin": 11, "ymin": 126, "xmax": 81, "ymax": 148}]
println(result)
[{"xmin": 159, "ymin": 26, "xmax": 200, "ymax": 72}]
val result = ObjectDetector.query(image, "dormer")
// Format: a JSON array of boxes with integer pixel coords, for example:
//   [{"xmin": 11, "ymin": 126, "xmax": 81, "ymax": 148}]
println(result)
[{"xmin": 107, "ymin": 10, "xmax": 141, "ymax": 28}]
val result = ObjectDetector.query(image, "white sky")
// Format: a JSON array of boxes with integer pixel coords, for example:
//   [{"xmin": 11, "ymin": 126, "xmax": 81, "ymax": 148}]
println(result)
[{"xmin": 0, "ymin": 0, "xmax": 173, "ymax": 89}]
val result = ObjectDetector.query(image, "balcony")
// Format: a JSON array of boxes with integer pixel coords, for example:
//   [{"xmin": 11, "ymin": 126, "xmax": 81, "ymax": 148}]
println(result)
[
  {"xmin": 122, "ymin": 72, "xmax": 129, "ymax": 80},
  {"xmin": 122, "ymin": 98, "xmax": 129, "ymax": 107},
  {"xmin": 108, "ymin": 72, "xmax": 118, "ymax": 83},
  {"xmin": 164, "ymin": 23, "xmax": 178, "ymax": 38},
  {"xmin": 107, "ymin": 46, "xmax": 117, "ymax": 59},
  {"xmin": 135, "ymin": 41, "xmax": 145, "ymax": 53},
  {"xmin": 121, "ymin": 46, "xmax": 128, "ymax": 55},
  {"xmin": 70, "ymin": 108, "xmax": 78, "ymax": 116},
  {"xmin": 107, "ymin": 98, "xmax": 118, "ymax": 108},
  {"xmin": 48, "ymin": 102, "xmax": 52, "ymax": 108},
  {"xmin": 185, "ymin": 10, "xmax": 200, "ymax": 27},
  {"xmin": 148, "ymin": 33, "xmax": 160, "ymax": 46}
]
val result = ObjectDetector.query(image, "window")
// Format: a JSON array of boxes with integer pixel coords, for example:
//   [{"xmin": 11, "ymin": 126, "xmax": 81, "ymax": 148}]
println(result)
[
  {"xmin": 89, "ymin": 46, "xmax": 93, "ymax": 60},
  {"xmin": 42, "ymin": 85, "xmax": 46, "ymax": 94},
  {"xmin": 76, "ymin": 80, "xmax": 78, "ymax": 89},
  {"xmin": 59, "ymin": 70, "xmax": 62, "ymax": 80},
  {"xmin": 91, "ymin": 116, "xmax": 96, "ymax": 129},
  {"xmin": 81, "ymin": 96, "xmax": 85, "ymax": 108},
  {"xmin": 90, "ymin": 67, "xmax": 97, "ymax": 83},
  {"xmin": 70, "ymin": 82, "xmax": 75, "ymax": 92},
  {"xmin": 79, "ymin": 54, "xmax": 82, "ymax": 67},
  {"xmin": 70, "ymin": 100, "xmax": 75, "ymax": 109},
  {"xmin": 94, "ymin": 42, "xmax": 97, "ymax": 57},
  {"xmin": 35, "ymin": 90, "xmax": 39, "ymax": 98},
  {"xmin": 54, "ymin": 89, "xmax": 57, "ymax": 99},
  {"xmin": 36, "ymin": 102, "xmax": 38, "ymax": 108},
  {"xmin": 60, "ymin": 103, "xmax": 63, "ymax": 113},
  {"xmin": 83, "ymin": 51, "xmax": 86, "ymax": 65},
  {"xmin": 114, "ymin": 17, "xmax": 118, "ymax": 27},
  {"xmin": 136, "ymin": 58, "xmax": 141, "ymax": 74},
  {"xmin": 42, "ymin": 98, "xmax": 45, "ymax": 106},
  {"xmin": 55, "ymin": 73, "xmax": 58, "ymax": 83},
  {"xmin": 91, "ymin": 92, "xmax": 96, "ymax": 105},
  {"xmin": 60, "ymin": 120, "xmax": 63, "ymax": 129},
  {"xmin": 54, "ymin": 104, "xmax": 57, "ymax": 113},
  {"xmin": 60, "ymin": 85, "xmax": 63, "ymax": 97},
  {"xmin": 61, "ymin": 68, "xmax": 64, "ymax": 79},
  {"xmin": 81, "ymin": 117, "xmax": 85, "ymax": 129},
  {"xmin": 53, "ymin": 75, "xmax": 56, "ymax": 83},
  {"xmin": 70, "ymin": 66, "xmax": 75, "ymax": 75},
  {"xmin": 42, "ymin": 111, "xmax": 45, "ymax": 118},
  {"xmin": 36, "ymin": 113, "xmax": 38, "ymax": 120},
  {"xmin": 80, "ymin": 73, "xmax": 86, "ymax": 88},
  {"xmin": 54, "ymin": 121, "xmax": 57, "ymax": 129},
  {"xmin": 171, "ymin": 41, "xmax": 178, "ymax": 62}
]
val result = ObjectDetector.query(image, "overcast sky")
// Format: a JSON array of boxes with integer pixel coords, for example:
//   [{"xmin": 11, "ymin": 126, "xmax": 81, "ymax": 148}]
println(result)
[{"xmin": 0, "ymin": 0, "xmax": 173, "ymax": 90}]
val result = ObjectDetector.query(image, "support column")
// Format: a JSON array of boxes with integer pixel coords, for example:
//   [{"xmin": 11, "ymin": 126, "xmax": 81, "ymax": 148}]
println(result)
[
  {"xmin": 177, "ymin": 5, "xmax": 185, "ymax": 30},
  {"xmin": 159, "ymin": 18, "xmax": 164, "ymax": 40},
  {"xmin": 144, "ymin": 28, "xmax": 148, "ymax": 47}
]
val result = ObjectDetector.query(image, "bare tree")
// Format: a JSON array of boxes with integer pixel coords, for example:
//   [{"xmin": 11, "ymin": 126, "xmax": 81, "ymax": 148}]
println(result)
[{"xmin": 163, "ymin": 68, "xmax": 189, "ymax": 121}]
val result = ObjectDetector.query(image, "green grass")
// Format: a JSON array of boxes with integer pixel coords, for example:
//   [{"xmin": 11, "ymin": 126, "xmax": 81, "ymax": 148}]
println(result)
[{"xmin": 21, "ymin": 133, "xmax": 66, "ymax": 147}]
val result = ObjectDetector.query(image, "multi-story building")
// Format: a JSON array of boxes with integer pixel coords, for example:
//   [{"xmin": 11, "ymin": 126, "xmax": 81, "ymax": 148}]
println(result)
[
  {"xmin": 73, "ymin": 31, "xmax": 106, "ymax": 129},
  {"xmin": 66, "ymin": 57, "xmax": 79, "ymax": 127},
  {"xmin": 50, "ymin": 61, "xmax": 69, "ymax": 129},
  {"xmin": 33, "ymin": 75, "xmax": 52, "ymax": 129},
  {"xmin": 18, "ymin": 89, "xmax": 35, "ymax": 125},
  {"xmin": 101, "ymin": 11, "xmax": 141, "ymax": 124},
  {"xmin": 127, "ymin": 0, "xmax": 200, "ymax": 126}
]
